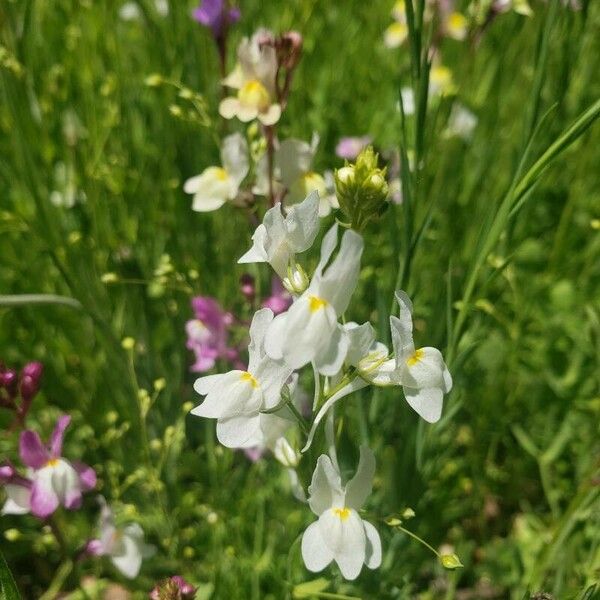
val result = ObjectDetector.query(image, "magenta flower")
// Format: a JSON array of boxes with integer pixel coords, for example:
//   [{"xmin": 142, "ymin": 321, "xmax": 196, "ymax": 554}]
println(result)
[
  {"xmin": 15, "ymin": 415, "xmax": 96, "ymax": 518},
  {"xmin": 19, "ymin": 361, "xmax": 43, "ymax": 402},
  {"xmin": 335, "ymin": 136, "xmax": 372, "ymax": 161},
  {"xmin": 186, "ymin": 296, "xmax": 238, "ymax": 372},
  {"xmin": 192, "ymin": 0, "xmax": 240, "ymax": 39},
  {"xmin": 262, "ymin": 278, "xmax": 292, "ymax": 316},
  {"xmin": 150, "ymin": 575, "xmax": 196, "ymax": 599}
]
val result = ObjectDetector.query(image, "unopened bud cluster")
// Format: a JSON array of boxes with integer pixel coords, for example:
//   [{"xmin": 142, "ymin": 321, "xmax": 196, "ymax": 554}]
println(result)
[{"xmin": 334, "ymin": 146, "xmax": 389, "ymax": 231}]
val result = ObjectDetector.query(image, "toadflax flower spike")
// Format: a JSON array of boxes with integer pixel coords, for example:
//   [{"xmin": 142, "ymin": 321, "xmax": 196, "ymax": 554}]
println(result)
[{"xmin": 302, "ymin": 446, "xmax": 382, "ymax": 580}]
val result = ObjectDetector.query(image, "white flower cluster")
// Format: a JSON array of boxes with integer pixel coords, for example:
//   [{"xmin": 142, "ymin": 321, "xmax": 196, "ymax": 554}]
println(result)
[{"xmin": 190, "ymin": 192, "xmax": 453, "ymax": 580}]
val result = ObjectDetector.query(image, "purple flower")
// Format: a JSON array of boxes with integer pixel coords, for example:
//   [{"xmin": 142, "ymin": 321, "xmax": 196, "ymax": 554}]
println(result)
[
  {"xmin": 262, "ymin": 278, "xmax": 292, "ymax": 315},
  {"xmin": 150, "ymin": 575, "xmax": 196, "ymax": 599},
  {"xmin": 186, "ymin": 296, "xmax": 238, "ymax": 372},
  {"xmin": 335, "ymin": 136, "xmax": 372, "ymax": 161},
  {"xmin": 15, "ymin": 415, "xmax": 96, "ymax": 518},
  {"xmin": 192, "ymin": 0, "xmax": 240, "ymax": 39}
]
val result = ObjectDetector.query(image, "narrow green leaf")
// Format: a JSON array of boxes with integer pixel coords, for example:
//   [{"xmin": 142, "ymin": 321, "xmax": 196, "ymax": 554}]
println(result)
[{"xmin": 0, "ymin": 551, "xmax": 21, "ymax": 600}]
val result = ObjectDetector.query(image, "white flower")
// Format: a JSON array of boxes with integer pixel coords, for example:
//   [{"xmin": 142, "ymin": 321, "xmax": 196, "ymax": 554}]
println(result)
[
  {"xmin": 265, "ymin": 224, "xmax": 364, "ymax": 375},
  {"xmin": 219, "ymin": 30, "xmax": 281, "ymax": 125},
  {"xmin": 301, "ymin": 447, "xmax": 382, "ymax": 580},
  {"xmin": 184, "ymin": 133, "xmax": 249, "ymax": 212},
  {"xmin": 445, "ymin": 105, "xmax": 478, "ymax": 140},
  {"xmin": 445, "ymin": 12, "xmax": 468, "ymax": 40},
  {"xmin": 191, "ymin": 309, "xmax": 293, "ymax": 448},
  {"xmin": 91, "ymin": 498, "xmax": 155, "ymax": 579},
  {"xmin": 388, "ymin": 290, "xmax": 452, "ymax": 423},
  {"xmin": 238, "ymin": 191, "xmax": 320, "ymax": 278}
]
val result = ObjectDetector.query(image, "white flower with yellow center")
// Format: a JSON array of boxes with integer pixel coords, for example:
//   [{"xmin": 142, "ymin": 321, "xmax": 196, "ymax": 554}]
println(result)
[
  {"xmin": 384, "ymin": 1, "xmax": 408, "ymax": 48},
  {"xmin": 219, "ymin": 30, "xmax": 281, "ymax": 125},
  {"xmin": 191, "ymin": 308, "xmax": 293, "ymax": 448},
  {"xmin": 184, "ymin": 133, "xmax": 249, "ymax": 212},
  {"xmin": 238, "ymin": 191, "xmax": 320, "ymax": 279},
  {"xmin": 389, "ymin": 290, "xmax": 452, "ymax": 423},
  {"xmin": 429, "ymin": 64, "xmax": 456, "ymax": 97},
  {"xmin": 301, "ymin": 446, "xmax": 381, "ymax": 580},
  {"xmin": 445, "ymin": 12, "xmax": 469, "ymax": 41},
  {"xmin": 265, "ymin": 224, "xmax": 363, "ymax": 376}
]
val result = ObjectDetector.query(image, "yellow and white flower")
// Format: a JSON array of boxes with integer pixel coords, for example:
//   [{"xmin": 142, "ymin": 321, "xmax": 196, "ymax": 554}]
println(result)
[
  {"xmin": 301, "ymin": 447, "xmax": 381, "ymax": 580},
  {"xmin": 384, "ymin": 1, "xmax": 408, "ymax": 48},
  {"xmin": 238, "ymin": 191, "xmax": 320, "ymax": 279},
  {"xmin": 264, "ymin": 224, "xmax": 363, "ymax": 375},
  {"xmin": 191, "ymin": 308, "xmax": 293, "ymax": 448},
  {"xmin": 219, "ymin": 30, "xmax": 281, "ymax": 125},
  {"xmin": 184, "ymin": 133, "xmax": 249, "ymax": 212}
]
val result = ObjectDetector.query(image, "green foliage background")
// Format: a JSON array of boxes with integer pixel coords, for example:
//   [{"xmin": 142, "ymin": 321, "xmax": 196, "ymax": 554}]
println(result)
[{"xmin": 1, "ymin": 0, "xmax": 599, "ymax": 598}]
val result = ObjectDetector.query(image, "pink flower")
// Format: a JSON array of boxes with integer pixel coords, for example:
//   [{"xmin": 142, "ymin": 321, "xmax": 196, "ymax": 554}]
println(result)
[
  {"xmin": 192, "ymin": 0, "xmax": 240, "ymax": 39},
  {"xmin": 335, "ymin": 136, "xmax": 372, "ymax": 161},
  {"xmin": 150, "ymin": 575, "xmax": 196, "ymax": 599},
  {"xmin": 186, "ymin": 297, "xmax": 239, "ymax": 372},
  {"xmin": 262, "ymin": 278, "xmax": 292, "ymax": 315},
  {"xmin": 14, "ymin": 415, "xmax": 96, "ymax": 518}
]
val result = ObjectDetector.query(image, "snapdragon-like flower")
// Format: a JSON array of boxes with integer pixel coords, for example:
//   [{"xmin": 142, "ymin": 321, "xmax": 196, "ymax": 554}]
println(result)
[
  {"xmin": 184, "ymin": 133, "xmax": 248, "ymax": 212},
  {"xmin": 388, "ymin": 290, "xmax": 452, "ymax": 423},
  {"xmin": 302, "ymin": 446, "xmax": 381, "ymax": 580},
  {"xmin": 384, "ymin": 1, "xmax": 408, "ymax": 48},
  {"xmin": 87, "ymin": 498, "xmax": 155, "ymax": 579},
  {"xmin": 185, "ymin": 296, "xmax": 237, "ymax": 372},
  {"xmin": 238, "ymin": 191, "xmax": 320, "ymax": 279},
  {"xmin": 15, "ymin": 415, "xmax": 96, "ymax": 518},
  {"xmin": 191, "ymin": 308, "xmax": 293, "ymax": 448},
  {"xmin": 219, "ymin": 30, "xmax": 281, "ymax": 125},
  {"xmin": 265, "ymin": 224, "xmax": 363, "ymax": 375},
  {"xmin": 192, "ymin": 0, "xmax": 240, "ymax": 39},
  {"xmin": 277, "ymin": 135, "xmax": 339, "ymax": 216}
]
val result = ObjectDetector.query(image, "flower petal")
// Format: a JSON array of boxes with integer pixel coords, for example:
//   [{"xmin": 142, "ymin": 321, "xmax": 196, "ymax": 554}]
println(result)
[
  {"xmin": 307, "ymin": 455, "xmax": 344, "ymax": 515},
  {"xmin": 258, "ymin": 103, "xmax": 281, "ymax": 126},
  {"xmin": 221, "ymin": 132, "xmax": 249, "ymax": 186},
  {"xmin": 219, "ymin": 97, "xmax": 241, "ymax": 120},
  {"xmin": 19, "ymin": 430, "xmax": 49, "ymax": 469},
  {"xmin": 344, "ymin": 446, "xmax": 376, "ymax": 511},
  {"xmin": 403, "ymin": 385, "xmax": 444, "ymax": 423},
  {"xmin": 49, "ymin": 414, "xmax": 71, "ymax": 458},
  {"xmin": 283, "ymin": 190, "xmax": 320, "ymax": 253},
  {"xmin": 301, "ymin": 520, "xmax": 334, "ymax": 573},
  {"xmin": 73, "ymin": 461, "xmax": 97, "ymax": 491},
  {"xmin": 30, "ymin": 468, "xmax": 59, "ymax": 518},
  {"xmin": 314, "ymin": 324, "xmax": 349, "ymax": 377},
  {"xmin": 1, "ymin": 484, "xmax": 31, "ymax": 515},
  {"xmin": 216, "ymin": 413, "xmax": 262, "ymax": 448},
  {"xmin": 363, "ymin": 520, "xmax": 382, "ymax": 569}
]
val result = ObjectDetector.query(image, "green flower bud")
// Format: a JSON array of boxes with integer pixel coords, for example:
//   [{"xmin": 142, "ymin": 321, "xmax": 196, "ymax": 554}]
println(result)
[
  {"xmin": 440, "ymin": 553, "xmax": 463, "ymax": 570},
  {"xmin": 334, "ymin": 146, "xmax": 389, "ymax": 232},
  {"xmin": 282, "ymin": 263, "xmax": 310, "ymax": 295}
]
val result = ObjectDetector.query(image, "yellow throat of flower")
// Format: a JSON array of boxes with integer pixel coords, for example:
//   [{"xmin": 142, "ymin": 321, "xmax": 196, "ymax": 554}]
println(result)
[
  {"xmin": 212, "ymin": 167, "xmax": 229, "ymax": 181},
  {"xmin": 240, "ymin": 371, "xmax": 259, "ymax": 389},
  {"xmin": 406, "ymin": 348, "xmax": 425, "ymax": 367},
  {"xmin": 46, "ymin": 458, "xmax": 59, "ymax": 467},
  {"xmin": 238, "ymin": 80, "xmax": 271, "ymax": 112},
  {"xmin": 333, "ymin": 507, "xmax": 351, "ymax": 521},
  {"xmin": 308, "ymin": 295, "xmax": 328, "ymax": 312}
]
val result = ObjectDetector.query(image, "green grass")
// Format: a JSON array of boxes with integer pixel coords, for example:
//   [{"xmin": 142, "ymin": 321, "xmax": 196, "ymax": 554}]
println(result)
[{"xmin": 1, "ymin": 0, "xmax": 599, "ymax": 598}]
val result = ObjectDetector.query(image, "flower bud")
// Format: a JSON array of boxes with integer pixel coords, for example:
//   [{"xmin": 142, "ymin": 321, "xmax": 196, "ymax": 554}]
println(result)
[
  {"xmin": 334, "ymin": 146, "xmax": 389, "ymax": 232},
  {"xmin": 278, "ymin": 31, "xmax": 303, "ymax": 70},
  {"xmin": 440, "ymin": 553, "xmax": 463, "ymax": 570},
  {"xmin": 272, "ymin": 437, "xmax": 301, "ymax": 468},
  {"xmin": 282, "ymin": 264, "xmax": 309, "ymax": 295},
  {"xmin": 150, "ymin": 576, "xmax": 196, "ymax": 600},
  {"xmin": 0, "ymin": 369, "xmax": 18, "ymax": 397},
  {"xmin": 20, "ymin": 361, "xmax": 43, "ymax": 402}
]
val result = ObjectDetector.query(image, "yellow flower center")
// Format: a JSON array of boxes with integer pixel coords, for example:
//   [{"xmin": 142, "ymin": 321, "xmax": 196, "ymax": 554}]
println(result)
[
  {"xmin": 237, "ymin": 80, "xmax": 271, "ymax": 112},
  {"xmin": 46, "ymin": 458, "xmax": 59, "ymax": 467},
  {"xmin": 308, "ymin": 295, "xmax": 328, "ymax": 312},
  {"xmin": 213, "ymin": 167, "xmax": 229, "ymax": 181},
  {"xmin": 406, "ymin": 348, "xmax": 425, "ymax": 367},
  {"xmin": 240, "ymin": 371, "xmax": 259, "ymax": 389},
  {"xmin": 333, "ymin": 507, "xmax": 351, "ymax": 521}
]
